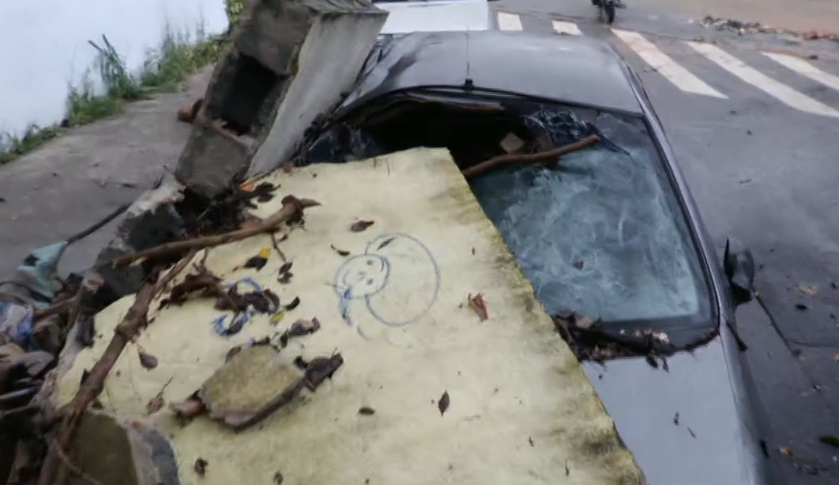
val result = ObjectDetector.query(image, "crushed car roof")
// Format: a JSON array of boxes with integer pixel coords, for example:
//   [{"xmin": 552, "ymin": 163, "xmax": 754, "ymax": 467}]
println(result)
[{"xmin": 342, "ymin": 30, "xmax": 644, "ymax": 115}]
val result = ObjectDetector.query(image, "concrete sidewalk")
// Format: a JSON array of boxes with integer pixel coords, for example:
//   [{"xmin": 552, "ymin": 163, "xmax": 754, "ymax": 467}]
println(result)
[{"xmin": 0, "ymin": 67, "xmax": 212, "ymax": 278}]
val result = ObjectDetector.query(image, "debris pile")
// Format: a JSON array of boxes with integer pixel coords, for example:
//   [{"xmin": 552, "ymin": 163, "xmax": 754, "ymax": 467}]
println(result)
[
  {"xmin": 699, "ymin": 15, "xmax": 839, "ymax": 41},
  {"xmin": 0, "ymin": 0, "xmax": 393, "ymax": 478},
  {"xmin": 0, "ymin": 183, "xmax": 320, "ymax": 484},
  {"xmin": 552, "ymin": 311, "xmax": 677, "ymax": 369}
]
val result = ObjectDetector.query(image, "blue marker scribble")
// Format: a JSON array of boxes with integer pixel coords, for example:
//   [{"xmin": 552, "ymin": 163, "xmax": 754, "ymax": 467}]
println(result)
[
  {"xmin": 233, "ymin": 277, "xmax": 262, "ymax": 293},
  {"xmin": 208, "ymin": 277, "xmax": 267, "ymax": 337},
  {"xmin": 333, "ymin": 233, "xmax": 440, "ymax": 333}
]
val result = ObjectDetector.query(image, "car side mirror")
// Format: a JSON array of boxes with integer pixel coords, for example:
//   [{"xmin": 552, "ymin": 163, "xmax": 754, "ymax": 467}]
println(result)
[{"xmin": 723, "ymin": 238, "xmax": 755, "ymax": 306}]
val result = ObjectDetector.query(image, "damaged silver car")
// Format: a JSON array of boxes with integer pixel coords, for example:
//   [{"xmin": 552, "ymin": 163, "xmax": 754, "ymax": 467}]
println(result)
[{"xmin": 295, "ymin": 30, "xmax": 780, "ymax": 485}]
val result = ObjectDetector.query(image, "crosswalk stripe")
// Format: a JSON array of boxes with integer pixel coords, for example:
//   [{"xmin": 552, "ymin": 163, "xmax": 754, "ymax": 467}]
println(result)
[
  {"xmin": 688, "ymin": 42, "xmax": 839, "ymax": 118},
  {"xmin": 497, "ymin": 12, "xmax": 523, "ymax": 31},
  {"xmin": 552, "ymin": 20, "xmax": 582, "ymax": 36},
  {"xmin": 611, "ymin": 29, "xmax": 727, "ymax": 99},
  {"xmin": 763, "ymin": 52, "xmax": 839, "ymax": 93}
]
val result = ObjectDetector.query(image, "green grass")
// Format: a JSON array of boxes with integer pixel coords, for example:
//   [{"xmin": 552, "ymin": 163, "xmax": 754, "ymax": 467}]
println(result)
[
  {"xmin": 0, "ymin": 21, "xmax": 232, "ymax": 165},
  {"xmin": 226, "ymin": 0, "xmax": 246, "ymax": 25},
  {"xmin": 0, "ymin": 125, "xmax": 62, "ymax": 165},
  {"xmin": 66, "ymin": 29, "xmax": 225, "ymax": 127}
]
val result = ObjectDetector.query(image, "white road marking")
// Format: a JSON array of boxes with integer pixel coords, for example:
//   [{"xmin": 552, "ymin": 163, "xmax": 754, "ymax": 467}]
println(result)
[
  {"xmin": 763, "ymin": 52, "xmax": 839, "ymax": 93},
  {"xmin": 497, "ymin": 12, "xmax": 523, "ymax": 31},
  {"xmin": 612, "ymin": 29, "xmax": 727, "ymax": 98},
  {"xmin": 688, "ymin": 42, "xmax": 839, "ymax": 118},
  {"xmin": 552, "ymin": 20, "xmax": 582, "ymax": 36}
]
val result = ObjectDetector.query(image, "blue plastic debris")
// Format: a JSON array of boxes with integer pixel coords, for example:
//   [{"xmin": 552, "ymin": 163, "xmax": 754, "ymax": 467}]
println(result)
[
  {"xmin": 0, "ymin": 301, "xmax": 34, "ymax": 348},
  {"xmin": 17, "ymin": 241, "xmax": 68, "ymax": 307},
  {"xmin": 1, "ymin": 241, "xmax": 68, "ymax": 311}
]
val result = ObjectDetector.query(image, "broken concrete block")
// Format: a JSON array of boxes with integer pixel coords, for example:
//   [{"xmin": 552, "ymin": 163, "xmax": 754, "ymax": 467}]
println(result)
[
  {"xmin": 54, "ymin": 410, "xmax": 179, "ymax": 485},
  {"xmin": 191, "ymin": 345, "xmax": 344, "ymax": 431},
  {"xmin": 79, "ymin": 178, "xmax": 186, "ymax": 313},
  {"xmin": 175, "ymin": 0, "xmax": 388, "ymax": 197},
  {"xmin": 200, "ymin": 345, "xmax": 304, "ymax": 431}
]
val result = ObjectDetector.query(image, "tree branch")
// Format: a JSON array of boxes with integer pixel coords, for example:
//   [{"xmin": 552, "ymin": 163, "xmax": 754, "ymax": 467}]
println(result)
[
  {"xmin": 461, "ymin": 134, "xmax": 600, "ymax": 179},
  {"xmin": 103, "ymin": 195, "xmax": 318, "ymax": 269}
]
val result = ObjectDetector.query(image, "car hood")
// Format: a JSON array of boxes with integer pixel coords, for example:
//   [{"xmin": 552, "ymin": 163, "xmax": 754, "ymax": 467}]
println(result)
[
  {"xmin": 374, "ymin": 0, "xmax": 490, "ymax": 34},
  {"xmin": 582, "ymin": 335, "xmax": 775, "ymax": 485}
]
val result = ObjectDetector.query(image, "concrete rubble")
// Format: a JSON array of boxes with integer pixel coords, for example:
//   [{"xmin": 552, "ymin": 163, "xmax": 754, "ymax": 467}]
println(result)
[
  {"xmin": 175, "ymin": 0, "xmax": 388, "ymax": 197},
  {"xmin": 699, "ymin": 15, "xmax": 839, "ymax": 41}
]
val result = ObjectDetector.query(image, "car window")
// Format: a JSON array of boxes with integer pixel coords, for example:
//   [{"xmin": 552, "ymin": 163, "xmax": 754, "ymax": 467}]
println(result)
[{"xmin": 468, "ymin": 106, "xmax": 712, "ymax": 326}]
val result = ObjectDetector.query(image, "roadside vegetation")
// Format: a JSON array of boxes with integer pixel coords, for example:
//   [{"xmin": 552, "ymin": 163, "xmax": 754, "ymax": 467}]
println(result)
[{"xmin": 0, "ymin": 0, "xmax": 246, "ymax": 165}]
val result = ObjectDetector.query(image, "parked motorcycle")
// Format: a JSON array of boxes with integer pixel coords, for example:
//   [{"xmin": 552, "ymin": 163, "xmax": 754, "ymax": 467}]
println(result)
[{"xmin": 592, "ymin": 0, "xmax": 617, "ymax": 24}]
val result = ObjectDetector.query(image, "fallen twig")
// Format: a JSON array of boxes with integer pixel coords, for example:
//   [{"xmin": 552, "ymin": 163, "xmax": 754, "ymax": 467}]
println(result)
[
  {"xmin": 154, "ymin": 250, "xmax": 202, "ymax": 300},
  {"xmin": 0, "ymin": 403, "xmax": 39, "ymax": 421},
  {"xmin": 0, "ymin": 387, "xmax": 38, "ymax": 404},
  {"xmin": 102, "ymin": 195, "xmax": 318, "ymax": 269},
  {"xmin": 33, "ymin": 298, "xmax": 77, "ymax": 320},
  {"xmin": 38, "ymin": 251, "xmax": 196, "ymax": 485},
  {"xmin": 270, "ymin": 232, "xmax": 287, "ymax": 263},
  {"xmin": 461, "ymin": 134, "xmax": 600, "ymax": 179},
  {"xmin": 66, "ymin": 203, "xmax": 131, "ymax": 245}
]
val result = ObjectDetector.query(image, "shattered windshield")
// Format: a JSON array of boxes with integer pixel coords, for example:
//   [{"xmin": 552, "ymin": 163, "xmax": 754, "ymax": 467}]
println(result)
[
  {"xmin": 300, "ymin": 93, "xmax": 713, "ymax": 330},
  {"xmin": 469, "ymin": 108, "xmax": 711, "ymax": 325}
]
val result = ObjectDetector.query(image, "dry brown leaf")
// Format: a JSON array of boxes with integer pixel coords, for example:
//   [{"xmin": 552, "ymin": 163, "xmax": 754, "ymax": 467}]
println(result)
[
  {"xmin": 330, "ymin": 244, "xmax": 350, "ymax": 256},
  {"xmin": 798, "ymin": 284, "xmax": 818, "ymax": 296},
  {"xmin": 138, "ymin": 347, "xmax": 158, "ymax": 370},
  {"xmin": 270, "ymin": 311, "xmax": 286, "ymax": 325},
  {"xmin": 284, "ymin": 296, "xmax": 301, "ymax": 311},
  {"xmin": 194, "ymin": 458, "xmax": 208, "ymax": 476},
  {"xmin": 833, "ymin": 353, "xmax": 839, "ymax": 362},
  {"xmin": 146, "ymin": 377, "xmax": 174, "ymax": 415},
  {"xmin": 281, "ymin": 162, "xmax": 294, "ymax": 173},
  {"xmin": 243, "ymin": 254, "xmax": 268, "ymax": 271},
  {"xmin": 779, "ymin": 447, "xmax": 792, "ymax": 456},
  {"xmin": 290, "ymin": 318, "xmax": 321, "ymax": 335},
  {"xmin": 468, "ymin": 293, "xmax": 489, "ymax": 321},
  {"xmin": 350, "ymin": 220, "xmax": 375, "ymax": 232},
  {"xmin": 438, "ymin": 390, "xmax": 450, "ymax": 416},
  {"xmin": 146, "ymin": 393, "xmax": 165, "ymax": 415}
]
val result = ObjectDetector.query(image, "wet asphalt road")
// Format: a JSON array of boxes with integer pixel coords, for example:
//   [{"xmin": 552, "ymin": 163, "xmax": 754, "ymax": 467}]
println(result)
[{"xmin": 493, "ymin": 0, "xmax": 839, "ymax": 482}]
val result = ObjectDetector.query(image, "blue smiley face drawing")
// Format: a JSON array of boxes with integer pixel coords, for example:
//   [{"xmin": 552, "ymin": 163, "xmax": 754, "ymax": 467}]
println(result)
[
  {"xmin": 335, "ymin": 254, "xmax": 390, "ymax": 300},
  {"xmin": 333, "ymin": 233, "xmax": 440, "ymax": 340}
]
